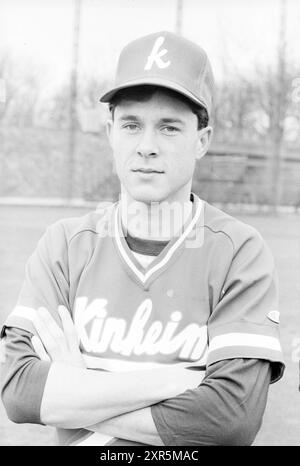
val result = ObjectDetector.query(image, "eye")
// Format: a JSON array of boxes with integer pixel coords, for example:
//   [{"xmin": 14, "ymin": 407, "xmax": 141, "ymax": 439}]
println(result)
[
  {"xmin": 161, "ymin": 126, "xmax": 180, "ymax": 135},
  {"xmin": 122, "ymin": 123, "xmax": 140, "ymax": 133}
]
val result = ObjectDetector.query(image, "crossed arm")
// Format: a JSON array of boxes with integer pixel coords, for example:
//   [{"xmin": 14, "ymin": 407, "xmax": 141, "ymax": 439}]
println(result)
[
  {"xmin": 1, "ymin": 306, "xmax": 272, "ymax": 445},
  {"xmin": 29, "ymin": 306, "xmax": 205, "ymax": 444}
]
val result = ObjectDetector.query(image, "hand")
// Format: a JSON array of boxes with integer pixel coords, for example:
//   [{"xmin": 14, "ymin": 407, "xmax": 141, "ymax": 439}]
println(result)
[
  {"xmin": 175, "ymin": 367, "xmax": 206, "ymax": 393},
  {"xmin": 159, "ymin": 365, "xmax": 205, "ymax": 399},
  {"xmin": 181, "ymin": 367, "xmax": 206, "ymax": 389},
  {"xmin": 31, "ymin": 305, "xmax": 86, "ymax": 369}
]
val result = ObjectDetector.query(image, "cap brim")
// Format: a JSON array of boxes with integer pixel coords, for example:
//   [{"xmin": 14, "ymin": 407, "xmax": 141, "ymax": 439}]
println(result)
[{"xmin": 99, "ymin": 77, "xmax": 208, "ymax": 112}]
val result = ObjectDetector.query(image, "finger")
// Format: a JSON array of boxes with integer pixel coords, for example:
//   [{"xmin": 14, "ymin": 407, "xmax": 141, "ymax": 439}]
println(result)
[
  {"xmin": 58, "ymin": 305, "xmax": 80, "ymax": 352},
  {"xmin": 31, "ymin": 335, "xmax": 51, "ymax": 362},
  {"xmin": 32, "ymin": 308, "xmax": 65, "ymax": 358},
  {"xmin": 38, "ymin": 307, "xmax": 68, "ymax": 351}
]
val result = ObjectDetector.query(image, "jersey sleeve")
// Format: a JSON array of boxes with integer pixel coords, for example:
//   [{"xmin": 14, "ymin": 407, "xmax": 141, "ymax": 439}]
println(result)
[
  {"xmin": 207, "ymin": 228, "xmax": 284, "ymax": 383},
  {"xmin": 151, "ymin": 358, "xmax": 271, "ymax": 446},
  {"xmin": 0, "ymin": 326, "xmax": 93, "ymax": 445},
  {"xmin": 0, "ymin": 327, "xmax": 51, "ymax": 424},
  {"xmin": 1, "ymin": 221, "xmax": 69, "ymax": 336}
]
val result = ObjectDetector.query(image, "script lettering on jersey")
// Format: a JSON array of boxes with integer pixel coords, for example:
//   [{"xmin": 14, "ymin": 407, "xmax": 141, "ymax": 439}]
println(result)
[{"xmin": 74, "ymin": 297, "xmax": 208, "ymax": 362}]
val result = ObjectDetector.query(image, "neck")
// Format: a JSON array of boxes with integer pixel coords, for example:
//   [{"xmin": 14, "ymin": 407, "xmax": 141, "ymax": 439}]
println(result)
[{"xmin": 120, "ymin": 188, "xmax": 193, "ymax": 241}]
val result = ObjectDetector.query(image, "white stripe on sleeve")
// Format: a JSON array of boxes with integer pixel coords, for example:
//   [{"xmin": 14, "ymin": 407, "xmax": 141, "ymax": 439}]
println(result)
[{"xmin": 209, "ymin": 333, "xmax": 282, "ymax": 353}]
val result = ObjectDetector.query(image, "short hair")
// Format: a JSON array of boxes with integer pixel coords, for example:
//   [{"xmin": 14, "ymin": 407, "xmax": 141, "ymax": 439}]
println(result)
[{"xmin": 108, "ymin": 85, "xmax": 209, "ymax": 130}]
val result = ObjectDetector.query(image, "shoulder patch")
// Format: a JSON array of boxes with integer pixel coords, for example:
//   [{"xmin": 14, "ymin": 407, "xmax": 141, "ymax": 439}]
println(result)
[{"xmin": 267, "ymin": 310, "xmax": 280, "ymax": 324}]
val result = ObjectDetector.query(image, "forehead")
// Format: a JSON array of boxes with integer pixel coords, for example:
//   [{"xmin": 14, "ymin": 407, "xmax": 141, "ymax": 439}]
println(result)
[{"xmin": 114, "ymin": 89, "xmax": 195, "ymax": 119}]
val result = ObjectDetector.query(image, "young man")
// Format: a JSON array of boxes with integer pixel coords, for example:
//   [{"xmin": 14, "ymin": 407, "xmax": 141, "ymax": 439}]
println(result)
[{"xmin": 0, "ymin": 31, "xmax": 284, "ymax": 446}]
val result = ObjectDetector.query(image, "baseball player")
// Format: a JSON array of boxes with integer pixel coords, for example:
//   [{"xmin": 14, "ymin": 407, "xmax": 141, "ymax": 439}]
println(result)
[{"xmin": 0, "ymin": 31, "xmax": 284, "ymax": 446}]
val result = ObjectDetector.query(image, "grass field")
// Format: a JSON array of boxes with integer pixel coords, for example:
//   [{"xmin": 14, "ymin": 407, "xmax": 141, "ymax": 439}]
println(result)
[{"xmin": 0, "ymin": 204, "xmax": 299, "ymax": 446}]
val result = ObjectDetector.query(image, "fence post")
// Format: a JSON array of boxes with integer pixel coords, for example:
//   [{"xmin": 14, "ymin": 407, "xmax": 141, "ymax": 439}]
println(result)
[
  {"xmin": 67, "ymin": 0, "xmax": 81, "ymax": 200},
  {"xmin": 175, "ymin": 0, "xmax": 183, "ymax": 36}
]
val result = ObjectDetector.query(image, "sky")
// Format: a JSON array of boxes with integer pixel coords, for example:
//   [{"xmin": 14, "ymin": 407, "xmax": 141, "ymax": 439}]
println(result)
[{"xmin": 0, "ymin": 0, "xmax": 300, "ymax": 89}]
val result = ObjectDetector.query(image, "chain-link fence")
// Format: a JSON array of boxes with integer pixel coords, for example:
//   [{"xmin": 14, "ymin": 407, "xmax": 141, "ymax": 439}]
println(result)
[{"xmin": 1, "ymin": 124, "xmax": 299, "ymax": 208}]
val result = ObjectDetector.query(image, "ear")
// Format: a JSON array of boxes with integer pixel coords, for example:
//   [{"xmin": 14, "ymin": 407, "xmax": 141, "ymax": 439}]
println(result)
[
  {"xmin": 106, "ymin": 118, "xmax": 114, "ymax": 148},
  {"xmin": 106, "ymin": 118, "xmax": 117, "ymax": 173},
  {"xmin": 196, "ymin": 125, "xmax": 213, "ymax": 161}
]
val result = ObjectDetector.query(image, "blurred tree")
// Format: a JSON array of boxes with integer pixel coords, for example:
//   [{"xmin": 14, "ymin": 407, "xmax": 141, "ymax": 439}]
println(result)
[
  {"xmin": 0, "ymin": 52, "xmax": 13, "ymax": 120},
  {"xmin": 213, "ymin": 76, "xmax": 259, "ymax": 144},
  {"xmin": 66, "ymin": 0, "xmax": 82, "ymax": 199},
  {"xmin": 35, "ymin": 85, "xmax": 71, "ymax": 129},
  {"xmin": 77, "ymin": 75, "xmax": 111, "ymax": 133},
  {"xmin": 0, "ymin": 51, "xmax": 44, "ymax": 126},
  {"xmin": 255, "ymin": 0, "xmax": 292, "ymax": 210}
]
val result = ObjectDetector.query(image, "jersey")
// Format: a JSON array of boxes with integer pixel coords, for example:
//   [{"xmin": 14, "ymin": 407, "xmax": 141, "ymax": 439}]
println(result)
[{"xmin": 1, "ymin": 194, "xmax": 284, "ymax": 445}]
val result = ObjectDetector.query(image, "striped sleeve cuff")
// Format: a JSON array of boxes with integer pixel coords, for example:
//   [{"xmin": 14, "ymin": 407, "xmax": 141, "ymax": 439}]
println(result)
[
  {"xmin": 207, "ymin": 326, "xmax": 284, "ymax": 383},
  {"xmin": 2, "ymin": 305, "xmax": 38, "ymax": 335},
  {"xmin": 3, "ymin": 304, "xmax": 62, "ymax": 336}
]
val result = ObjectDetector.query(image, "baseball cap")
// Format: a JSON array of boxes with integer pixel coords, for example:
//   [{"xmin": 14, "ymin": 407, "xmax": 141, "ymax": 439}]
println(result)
[{"xmin": 100, "ymin": 31, "xmax": 215, "ymax": 116}]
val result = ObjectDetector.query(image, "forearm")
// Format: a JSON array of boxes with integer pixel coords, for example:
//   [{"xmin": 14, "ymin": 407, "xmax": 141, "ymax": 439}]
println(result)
[
  {"xmin": 1, "ymin": 328, "xmax": 51, "ymax": 424},
  {"xmin": 151, "ymin": 359, "xmax": 272, "ymax": 446},
  {"xmin": 2, "ymin": 328, "xmax": 205, "ymax": 429},
  {"xmin": 87, "ymin": 407, "xmax": 164, "ymax": 446},
  {"xmin": 40, "ymin": 362, "xmax": 205, "ymax": 428},
  {"xmin": 58, "ymin": 359, "xmax": 271, "ymax": 446}
]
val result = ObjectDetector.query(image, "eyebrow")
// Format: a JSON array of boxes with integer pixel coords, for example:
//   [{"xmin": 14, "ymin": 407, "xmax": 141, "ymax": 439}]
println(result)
[
  {"xmin": 159, "ymin": 118, "xmax": 185, "ymax": 126},
  {"xmin": 117, "ymin": 115, "xmax": 185, "ymax": 125},
  {"xmin": 118, "ymin": 114, "xmax": 140, "ymax": 121}
]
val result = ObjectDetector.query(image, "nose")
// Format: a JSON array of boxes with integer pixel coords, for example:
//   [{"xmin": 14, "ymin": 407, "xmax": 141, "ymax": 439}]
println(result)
[{"xmin": 136, "ymin": 129, "xmax": 158, "ymax": 158}]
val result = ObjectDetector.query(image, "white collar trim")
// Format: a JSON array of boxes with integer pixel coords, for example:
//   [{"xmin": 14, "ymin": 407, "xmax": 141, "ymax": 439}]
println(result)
[{"xmin": 114, "ymin": 198, "xmax": 203, "ymax": 284}]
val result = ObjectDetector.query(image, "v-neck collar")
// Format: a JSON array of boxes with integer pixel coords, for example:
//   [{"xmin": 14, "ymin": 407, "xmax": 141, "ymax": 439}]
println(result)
[
  {"xmin": 125, "ymin": 232, "xmax": 169, "ymax": 256},
  {"xmin": 112, "ymin": 194, "xmax": 204, "ymax": 288}
]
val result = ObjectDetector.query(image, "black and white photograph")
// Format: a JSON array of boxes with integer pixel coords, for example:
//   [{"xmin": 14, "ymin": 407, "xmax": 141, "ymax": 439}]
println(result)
[{"xmin": 0, "ymin": 0, "xmax": 299, "ymax": 448}]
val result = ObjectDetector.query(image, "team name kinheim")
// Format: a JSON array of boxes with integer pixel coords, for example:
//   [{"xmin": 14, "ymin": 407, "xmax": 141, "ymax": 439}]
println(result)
[{"xmin": 74, "ymin": 297, "xmax": 208, "ymax": 360}]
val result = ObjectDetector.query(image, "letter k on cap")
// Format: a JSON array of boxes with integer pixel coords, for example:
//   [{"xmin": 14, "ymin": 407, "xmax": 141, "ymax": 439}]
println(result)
[{"xmin": 144, "ymin": 36, "xmax": 171, "ymax": 70}]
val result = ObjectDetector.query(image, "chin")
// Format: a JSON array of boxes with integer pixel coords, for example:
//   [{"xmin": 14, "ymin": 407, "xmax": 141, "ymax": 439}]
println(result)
[{"xmin": 128, "ymin": 187, "xmax": 168, "ymax": 204}]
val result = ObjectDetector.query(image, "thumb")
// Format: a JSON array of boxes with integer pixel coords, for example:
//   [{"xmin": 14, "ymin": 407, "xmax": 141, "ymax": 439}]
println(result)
[{"xmin": 32, "ymin": 335, "xmax": 51, "ymax": 362}]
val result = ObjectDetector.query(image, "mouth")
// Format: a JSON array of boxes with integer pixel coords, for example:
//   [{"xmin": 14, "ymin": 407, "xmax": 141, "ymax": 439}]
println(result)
[{"xmin": 131, "ymin": 168, "xmax": 164, "ymax": 174}]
